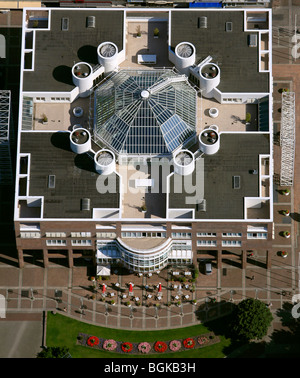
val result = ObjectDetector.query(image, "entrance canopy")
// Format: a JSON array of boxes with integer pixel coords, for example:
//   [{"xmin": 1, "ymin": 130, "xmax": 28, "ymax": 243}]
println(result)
[{"xmin": 97, "ymin": 264, "xmax": 111, "ymax": 276}]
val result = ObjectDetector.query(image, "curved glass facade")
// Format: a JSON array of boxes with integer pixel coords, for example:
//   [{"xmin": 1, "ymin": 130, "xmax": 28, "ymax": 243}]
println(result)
[
  {"xmin": 96, "ymin": 238, "xmax": 192, "ymax": 272},
  {"xmin": 94, "ymin": 69, "xmax": 197, "ymax": 155}
]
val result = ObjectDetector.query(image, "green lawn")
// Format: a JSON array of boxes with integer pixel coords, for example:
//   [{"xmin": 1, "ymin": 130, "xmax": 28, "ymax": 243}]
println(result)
[{"xmin": 45, "ymin": 312, "xmax": 233, "ymax": 358}]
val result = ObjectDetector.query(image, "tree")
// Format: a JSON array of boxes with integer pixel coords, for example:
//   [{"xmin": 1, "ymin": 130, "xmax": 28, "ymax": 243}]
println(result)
[
  {"xmin": 37, "ymin": 346, "xmax": 70, "ymax": 358},
  {"xmin": 230, "ymin": 298, "xmax": 273, "ymax": 341}
]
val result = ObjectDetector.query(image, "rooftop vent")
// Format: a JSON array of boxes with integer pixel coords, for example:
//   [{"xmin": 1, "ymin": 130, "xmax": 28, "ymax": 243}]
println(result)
[
  {"xmin": 100, "ymin": 43, "xmax": 117, "ymax": 58},
  {"xmin": 81, "ymin": 198, "xmax": 90, "ymax": 211},
  {"xmin": 248, "ymin": 34, "xmax": 257, "ymax": 47},
  {"xmin": 97, "ymin": 151, "xmax": 114, "ymax": 166},
  {"xmin": 225, "ymin": 22, "xmax": 233, "ymax": 32},
  {"xmin": 48, "ymin": 175, "xmax": 56, "ymax": 189},
  {"xmin": 233, "ymin": 176, "xmax": 240, "ymax": 189},
  {"xmin": 176, "ymin": 43, "xmax": 193, "ymax": 58},
  {"xmin": 86, "ymin": 16, "xmax": 95, "ymax": 28},
  {"xmin": 198, "ymin": 16, "xmax": 207, "ymax": 29},
  {"xmin": 61, "ymin": 18, "xmax": 69, "ymax": 31},
  {"xmin": 197, "ymin": 199, "xmax": 206, "ymax": 212}
]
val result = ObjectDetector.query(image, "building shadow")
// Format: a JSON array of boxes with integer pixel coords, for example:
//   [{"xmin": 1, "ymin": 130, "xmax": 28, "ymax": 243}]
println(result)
[
  {"xmin": 74, "ymin": 153, "xmax": 95, "ymax": 173},
  {"xmin": 51, "ymin": 131, "xmax": 72, "ymax": 152},
  {"xmin": 52, "ymin": 65, "xmax": 73, "ymax": 86},
  {"xmin": 290, "ymin": 212, "xmax": 300, "ymax": 222},
  {"xmin": 77, "ymin": 45, "xmax": 98, "ymax": 65}
]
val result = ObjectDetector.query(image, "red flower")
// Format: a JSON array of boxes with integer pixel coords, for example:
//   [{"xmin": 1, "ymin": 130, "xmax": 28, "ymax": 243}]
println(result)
[
  {"xmin": 121, "ymin": 342, "xmax": 133, "ymax": 353},
  {"xmin": 183, "ymin": 338, "xmax": 195, "ymax": 349},
  {"xmin": 154, "ymin": 341, "xmax": 167, "ymax": 353},
  {"xmin": 87, "ymin": 336, "xmax": 99, "ymax": 347}
]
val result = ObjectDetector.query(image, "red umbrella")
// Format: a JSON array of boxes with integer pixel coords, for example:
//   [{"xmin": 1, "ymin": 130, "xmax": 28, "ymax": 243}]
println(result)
[
  {"xmin": 158, "ymin": 283, "xmax": 162, "ymax": 292},
  {"xmin": 102, "ymin": 284, "xmax": 106, "ymax": 293},
  {"xmin": 129, "ymin": 283, "xmax": 133, "ymax": 292}
]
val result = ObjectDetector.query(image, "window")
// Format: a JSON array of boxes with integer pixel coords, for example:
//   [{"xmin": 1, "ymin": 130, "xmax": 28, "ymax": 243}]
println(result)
[
  {"xmin": 222, "ymin": 240, "xmax": 242, "ymax": 247},
  {"xmin": 247, "ymin": 232, "xmax": 267, "ymax": 239},
  {"xmin": 86, "ymin": 16, "xmax": 95, "ymax": 28},
  {"xmin": 197, "ymin": 240, "xmax": 217, "ymax": 247},
  {"xmin": 226, "ymin": 22, "xmax": 233, "ymax": 32},
  {"xmin": 71, "ymin": 240, "xmax": 92, "ymax": 246},
  {"xmin": 96, "ymin": 232, "xmax": 116, "ymax": 238},
  {"xmin": 121, "ymin": 232, "xmax": 166, "ymax": 238},
  {"xmin": 197, "ymin": 232, "xmax": 216, "ymax": 237},
  {"xmin": 46, "ymin": 240, "xmax": 67, "ymax": 246},
  {"xmin": 20, "ymin": 232, "xmax": 41, "ymax": 238},
  {"xmin": 48, "ymin": 175, "xmax": 55, "ymax": 189},
  {"xmin": 46, "ymin": 232, "xmax": 67, "ymax": 238},
  {"xmin": 71, "ymin": 232, "xmax": 91, "ymax": 237},
  {"xmin": 222, "ymin": 232, "xmax": 242, "ymax": 237},
  {"xmin": 171, "ymin": 232, "xmax": 192, "ymax": 239},
  {"xmin": 61, "ymin": 18, "xmax": 69, "ymax": 31}
]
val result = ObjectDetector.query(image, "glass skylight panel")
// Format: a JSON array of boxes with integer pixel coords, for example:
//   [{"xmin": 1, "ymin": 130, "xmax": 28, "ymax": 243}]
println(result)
[{"xmin": 94, "ymin": 69, "xmax": 196, "ymax": 155}]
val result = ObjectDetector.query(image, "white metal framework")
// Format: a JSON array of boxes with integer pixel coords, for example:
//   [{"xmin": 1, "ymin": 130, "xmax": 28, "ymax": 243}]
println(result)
[
  {"xmin": 280, "ymin": 91, "xmax": 295, "ymax": 187},
  {"xmin": 0, "ymin": 90, "xmax": 12, "ymax": 185},
  {"xmin": 94, "ymin": 69, "xmax": 197, "ymax": 155}
]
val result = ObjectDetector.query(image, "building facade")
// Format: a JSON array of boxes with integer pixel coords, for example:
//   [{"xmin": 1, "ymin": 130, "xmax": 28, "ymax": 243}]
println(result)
[{"xmin": 14, "ymin": 6, "xmax": 273, "ymax": 274}]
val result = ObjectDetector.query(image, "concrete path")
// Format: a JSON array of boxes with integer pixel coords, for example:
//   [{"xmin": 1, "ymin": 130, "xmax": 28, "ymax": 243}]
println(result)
[{"xmin": 0, "ymin": 314, "xmax": 43, "ymax": 358}]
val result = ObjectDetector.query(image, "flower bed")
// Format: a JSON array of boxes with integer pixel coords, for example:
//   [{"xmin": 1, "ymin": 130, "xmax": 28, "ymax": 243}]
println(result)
[
  {"xmin": 103, "ymin": 339, "xmax": 117, "ymax": 351},
  {"xmin": 121, "ymin": 342, "xmax": 133, "ymax": 353},
  {"xmin": 87, "ymin": 336, "xmax": 99, "ymax": 347},
  {"xmin": 154, "ymin": 341, "xmax": 168, "ymax": 353},
  {"xmin": 198, "ymin": 336, "xmax": 209, "ymax": 345},
  {"xmin": 183, "ymin": 337, "xmax": 195, "ymax": 349},
  {"xmin": 169, "ymin": 340, "xmax": 181, "ymax": 352},
  {"xmin": 138, "ymin": 342, "xmax": 151, "ymax": 354},
  {"xmin": 77, "ymin": 331, "xmax": 219, "ymax": 355}
]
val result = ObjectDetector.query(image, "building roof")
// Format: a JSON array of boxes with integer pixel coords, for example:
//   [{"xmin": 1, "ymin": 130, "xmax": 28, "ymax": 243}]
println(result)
[
  {"xmin": 168, "ymin": 133, "xmax": 270, "ymax": 219},
  {"xmin": 20, "ymin": 132, "xmax": 120, "ymax": 219},
  {"xmin": 23, "ymin": 9, "xmax": 124, "ymax": 92},
  {"xmin": 170, "ymin": 10, "xmax": 269, "ymax": 93}
]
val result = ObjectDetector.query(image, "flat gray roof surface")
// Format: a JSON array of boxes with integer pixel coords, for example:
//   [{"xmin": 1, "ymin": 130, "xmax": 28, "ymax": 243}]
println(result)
[
  {"xmin": 21, "ymin": 132, "xmax": 120, "ymax": 219},
  {"xmin": 169, "ymin": 133, "xmax": 270, "ymax": 219},
  {"xmin": 23, "ymin": 9, "xmax": 124, "ymax": 92},
  {"xmin": 170, "ymin": 10, "xmax": 269, "ymax": 93}
]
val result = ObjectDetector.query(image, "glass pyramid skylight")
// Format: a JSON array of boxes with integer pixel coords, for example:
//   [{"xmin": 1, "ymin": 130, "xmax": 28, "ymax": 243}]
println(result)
[{"xmin": 94, "ymin": 69, "xmax": 197, "ymax": 155}]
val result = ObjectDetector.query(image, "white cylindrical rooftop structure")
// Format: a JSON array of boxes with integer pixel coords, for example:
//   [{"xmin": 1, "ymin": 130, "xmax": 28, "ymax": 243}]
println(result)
[
  {"xmin": 199, "ymin": 128, "xmax": 220, "ymax": 155},
  {"xmin": 97, "ymin": 42, "xmax": 118, "ymax": 75},
  {"xmin": 173, "ymin": 149, "xmax": 195, "ymax": 176},
  {"xmin": 174, "ymin": 42, "xmax": 196, "ymax": 76},
  {"xmin": 70, "ymin": 128, "xmax": 91, "ymax": 154},
  {"xmin": 199, "ymin": 63, "xmax": 220, "ymax": 98},
  {"xmin": 94, "ymin": 149, "xmax": 116, "ymax": 175},
  {"xmin": 71, "ymin": 62, "xmax": 93, "ymax": 98}
]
